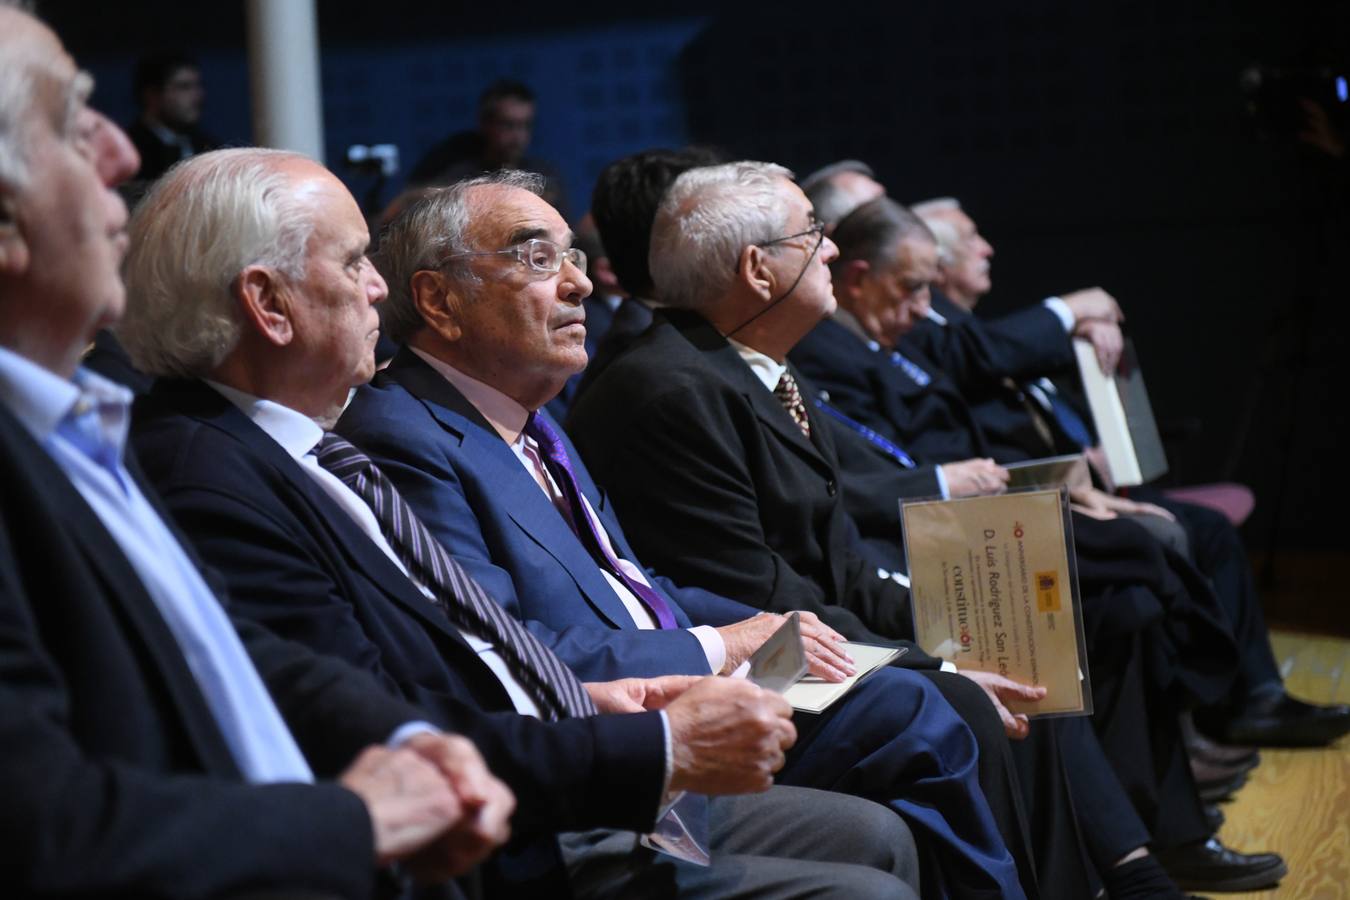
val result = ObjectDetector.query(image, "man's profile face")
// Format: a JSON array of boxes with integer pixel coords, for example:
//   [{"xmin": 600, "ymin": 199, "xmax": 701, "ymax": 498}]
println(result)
[
  {"xmin": 762, "ymin": 178, "xmax": 839, "ymax": 323},
  {"xmin": 157, "ymin": 66, "xmax": 205, "ymax": 129},
  {"xmin": 480, "ymin": 98, "xmax": 534, "ymax": 167},
  {"xmin": 446, "ymin": 184, "xmax": 592, "ymax": 406},
  {"xmin": 929, "ymin": 207, "xmax": 992, "ymax": 303},
  {"xmin": 279, "ymin": 161, "xmax": 387, "ymax": 408},
  {"xmin": 857, "ymin": 236, "xmax": 939, "ymax": 348},
  {"xmin": 0, "ymin": 9, "xmax": 139, "ymax": 375}
]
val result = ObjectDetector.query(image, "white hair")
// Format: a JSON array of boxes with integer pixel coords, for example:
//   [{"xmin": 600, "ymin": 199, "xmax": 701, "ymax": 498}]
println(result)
[
  {"xmin": 910, "ymin": 196, "xmax": 961, "ymax": 217},
  {"xmin": 118, "ymin": 147, "xmax": 316, "ymax": 377},
  {"xmin": 375, "ymin": 170, "xmax": 545, "ymax": 344},
  {"xmin": 920, "ymin": 214, "xmax": 961, "ymax": 267},
  {"xmin": 0, "ymin": 2, "xmax": 70, "ymax": 191},
  {"xmin": 648, "ymin": 161, "xmax": 794, "ymax": 311}
]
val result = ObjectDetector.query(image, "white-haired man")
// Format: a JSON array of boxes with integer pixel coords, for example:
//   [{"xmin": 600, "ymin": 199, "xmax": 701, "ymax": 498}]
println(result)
[
  {"xmin": 0, "ymin": 5, "xmax": 512, "ymax": 896},
  {"xmin": 118, "ymin": 147, "xmax": 926, "ymax": 900}
]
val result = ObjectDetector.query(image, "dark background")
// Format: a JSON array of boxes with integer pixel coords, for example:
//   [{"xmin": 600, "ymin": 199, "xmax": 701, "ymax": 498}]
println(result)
[{"xmin": 40, "ymin": 0, "xmax": 1350, "ymax": 569}]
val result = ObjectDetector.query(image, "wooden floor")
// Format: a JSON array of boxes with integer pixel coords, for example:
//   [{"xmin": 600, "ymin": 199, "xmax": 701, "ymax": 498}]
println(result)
[{"xmin": 1214, "ymin": 631, "xmax": 1350, "ymax": 900}]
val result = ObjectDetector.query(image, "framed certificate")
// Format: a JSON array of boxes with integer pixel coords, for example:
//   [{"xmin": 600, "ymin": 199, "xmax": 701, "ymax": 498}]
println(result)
[{"xmin": 901, "ymin": 487, "xmax": 1091, "ymax": 717}]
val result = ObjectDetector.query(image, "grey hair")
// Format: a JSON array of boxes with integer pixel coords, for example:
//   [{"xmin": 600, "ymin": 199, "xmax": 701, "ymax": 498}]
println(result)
[
  {"xmin": 799, "ymin": 159, "xmax": 874, "ymax": 194},
  {"xmin": 910, "ymin": 196, "xmax": 962, "ymax": 217},
  {"xmin": 921, "ymin": 214, "xmax": 961, "ymax": 267},
  {"xmin": 801, "ymin": 160, "xmax": 880, "ymax": 227},
  {"xmin": 118, "ymin": 147, "xmax": 316, "ymax": 377},
  {"xmin": 374, "ymin": 169, "xmax": 545, "ymax": 344},
  {"xmin": 830, "ymin": 197, "xmax": 935, "ymax": 273},
  {"xmin": 648, "ymin": 161, "xmax": 794, "ymax": 312},
  {"xmin": 0, "ymin": 1, "xmax": 70, "ymax": 191}
]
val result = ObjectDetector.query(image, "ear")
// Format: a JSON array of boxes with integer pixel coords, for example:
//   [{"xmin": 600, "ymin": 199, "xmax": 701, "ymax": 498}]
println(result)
[
  {"xmin": 737, "ymin": 244, "xmax": 775, "ymax": 302},
  {"xmin": 235, "ymin": 265, "xmax": 294, "ymax": 347},
  {"xmin": 835, "ymin": 258, "xmax": 871, "ymax": 302},
  {"xmin": 0, "ymin": 196, "xmax": 30, "ymax": 277},
  {"xmin": 411, "ymin": 269, "xmax": 464, "ymax": 343}
]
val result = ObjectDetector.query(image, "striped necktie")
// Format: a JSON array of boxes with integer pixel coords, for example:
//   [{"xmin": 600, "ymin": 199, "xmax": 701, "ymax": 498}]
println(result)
[{"xmin": 314, "ymin": 432, "xmax": 596, "ymax": 720}]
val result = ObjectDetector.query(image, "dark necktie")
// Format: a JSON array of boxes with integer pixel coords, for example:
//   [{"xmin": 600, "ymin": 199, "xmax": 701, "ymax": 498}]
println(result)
[
  {"xmin": 773, "ymin": 370, "xmax": 811, "ymax": 438},
  {"xmin": 314, "ymin": 432, "xmax": 596, "ymax": 720},
  {"xmin": 523, "ymin": 412, "xmax": 680, "ymax": 630}
]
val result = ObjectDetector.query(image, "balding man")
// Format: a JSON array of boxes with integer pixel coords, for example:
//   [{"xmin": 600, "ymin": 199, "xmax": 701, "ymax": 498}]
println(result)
[
  {"xmin": 0, "ymin": 6, "xmax": 508, "ymax": 896},
  {"xmin": 119, "ymin": 148, "xmax": 924, "ymax": 900}
]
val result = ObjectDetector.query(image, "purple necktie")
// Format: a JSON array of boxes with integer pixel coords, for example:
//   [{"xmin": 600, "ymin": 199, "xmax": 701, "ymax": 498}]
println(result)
[{"xmin": 524, "ymin": 412, "xmax": 680, "ymax": 630}]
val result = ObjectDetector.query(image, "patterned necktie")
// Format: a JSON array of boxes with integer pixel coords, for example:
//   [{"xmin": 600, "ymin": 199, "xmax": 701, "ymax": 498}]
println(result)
[
  {"xmin": 773, "ymin": 370, "xmax": 811, "ymax": 438},
  {"xmin": 314, "ymin": 432, "xmax": 596, "ymax": 720},
  {"xmin": 523, "ymin": 413, "xmax": 680, "ymax": 630}
]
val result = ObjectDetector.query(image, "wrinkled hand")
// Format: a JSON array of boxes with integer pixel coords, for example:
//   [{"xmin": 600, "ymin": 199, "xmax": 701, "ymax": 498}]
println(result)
[
  {"xmin": 957, "ymin": 669, "xmax": 1047, "ymax": 740},
  {"xmin": 1061, "ymin": 287, "xmax": 1123, "ymax": 325},
  {"xmin": 717, "ymin": 611, "xmax": 855, "ymax": 682},
  {"xmin": 338, "ymin": 745, "xmax": 464, "ymax": 867},
  {"xmin": 1074, "ymin": 317, "xmax": 1123, "ymax": 375},
  {"xmin": 941, "ymin": 458, "xmax": 1011, "ymax": 497},
  {"xmin": 398, "ymin": 733, "xmax": 515, "ymax": 881},
  {"xmin": 1071, "ymin": 486, "xmax": 1174, "ymax": 523},
  {"xmin": 666, "ymin": 677, "xmax": 796, "ymax": 794},
  {"xmin": 585, "ymin": 675, "xmax": 704, "ymax": 714}
]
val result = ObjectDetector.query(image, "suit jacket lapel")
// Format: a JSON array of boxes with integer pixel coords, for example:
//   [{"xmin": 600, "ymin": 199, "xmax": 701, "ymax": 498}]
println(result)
[
  {"xmin": 667, "ymin": 310, "xmax": 836, "ymax": 479},
  {"xmin": 386, "ymin": 351, "xmax": 643, "ymax": 630},
  {"xmin": 151, "ymin": 381, "xmax": 469, "ymax": 645}
]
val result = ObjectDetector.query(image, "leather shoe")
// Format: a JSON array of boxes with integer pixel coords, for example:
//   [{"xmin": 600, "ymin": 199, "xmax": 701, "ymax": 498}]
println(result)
[
  {"xmin": 1218, "ymin": 691, "xmax": 1350, "ymax": 747},
  {"xmin": 1190, "ymin": 752, "xmax": 1259, "ymax": 786},
  {"xmin": 1156, "ymin": 837, "xmax": 1286, "ymax": 892},
  {"xmin": 1203, "ymin": 802, "xmax": 1225, "ymax": 832}
]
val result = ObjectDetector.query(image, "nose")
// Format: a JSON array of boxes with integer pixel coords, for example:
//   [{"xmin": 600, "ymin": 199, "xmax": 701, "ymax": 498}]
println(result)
[
  {"xmin": 820, "ymin": 235, "xmax": 840, "ymax": 264},
  {"xmin": 366, "ymin": 263, "xmax": 389, "ymax": 305},
  {"xmin": 560, "ymin": 257, "xmax": 592, "ymax": 303},
  {"xmin": 92, "ymin": 111, "xmax": 139, "ymax": 186}
]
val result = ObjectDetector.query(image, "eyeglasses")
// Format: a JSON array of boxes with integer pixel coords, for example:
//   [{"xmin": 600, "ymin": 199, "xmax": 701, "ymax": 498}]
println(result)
[
  {"xmin": 757, "ymin": 221, "xmax": 827, "ymax": 252},
  {"xmin": 440, "ymin": 238, "xmax": 588, "ymax": 275}
]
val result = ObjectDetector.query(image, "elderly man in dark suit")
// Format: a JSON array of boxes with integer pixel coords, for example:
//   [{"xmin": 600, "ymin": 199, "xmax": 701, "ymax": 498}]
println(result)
[
  {"xmin": 0, "ymin": 6, "xmax": 517, "ymax": 897},
  {"xmin": 333, "ymin": 171, "xmax": 1036, "ymax": 900},
  {"xmin": 116, "ymin": 147, "xmax": 925, "ymax": 900}
]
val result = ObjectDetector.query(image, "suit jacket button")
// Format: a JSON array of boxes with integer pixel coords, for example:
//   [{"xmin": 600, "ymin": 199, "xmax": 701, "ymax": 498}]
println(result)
[{"xmin": 826, "ymin": 479, "xmax": 838, "ymax": 497}]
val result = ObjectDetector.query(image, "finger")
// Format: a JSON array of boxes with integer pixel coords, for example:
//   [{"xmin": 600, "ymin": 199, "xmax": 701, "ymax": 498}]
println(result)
[
  {"xmin": 1007, "ymin": 714, "xmax": 1031, "ymax": 740},
  {"xmin": 806, "ymin": 653, "xmax": 849, "ymax": 683},
  {"xmin": 803, "ymin": 631, "xmax": 856, "ymax": 669}
]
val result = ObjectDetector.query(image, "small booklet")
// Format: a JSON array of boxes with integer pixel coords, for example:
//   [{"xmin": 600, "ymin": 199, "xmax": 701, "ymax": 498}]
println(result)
[
  {"xmin": 783, "ymin": 643, "xmax": 905, "ymax": 714},
  {"xmin": 901, "ymin": 488, "xmax": 1091, "ymax": 718},
  {"xmin": 1004, "ymin": 454, "xmax": 1089, "ymax": 490},
  {"xmin": 747, "ymin": 614, "xmax": 906, "ymax": 714},
  {"xmin": 1072, "ymin": 338, "xmax": 1168, "ymax": 487}
]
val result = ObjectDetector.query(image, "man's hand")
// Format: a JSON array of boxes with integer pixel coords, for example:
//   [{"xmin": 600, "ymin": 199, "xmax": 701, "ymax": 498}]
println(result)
[
  {"xmin": 717, "ymin": 611, "xmax": 855, "ymax": 682},
  {"xmin": 956, "ymin": 669, "xmax": 1047, "ymax": 740},
  {"xmin": 1074, "ymin": 317, "xmax": 1124, "ymax": 375},
  {"xmin": 1070, "ymin": 486, "xmax": 1174, "ymax": 523},
  {"xmin": 338, "ymin": 745, "xmax": 465, "ymax": 867},
  {"xmin": 941, "ymin": 458, "xmax": 1010, "ymax": 497},
  {"xmin": 1083, "ymin": 446, "xmax": 1116, "ymax": 493},
  {"xmin": 1061, "ymin": 287, "xmax": 1123, "ymax": 325},
  {"xmin": 585, "ymin": 674, "xmax": 704, "ymax": 714},
  {"xmin": 665, "ymin": 677, "xmax": 796, "ymax": 794}
]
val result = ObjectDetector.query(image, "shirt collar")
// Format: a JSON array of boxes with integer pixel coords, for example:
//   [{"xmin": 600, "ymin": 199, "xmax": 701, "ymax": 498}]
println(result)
[
  {"xmin": 205, "ymin": 380, "xmax": 324, "ymax": 460},
  {"xmin": 0, "ymin": 345, "xmax": 130, "ymax": 443},
  {"xmin": 409, "ymin": 346, "xmax": 530, "ymax": 445},
  {"xmin": 831, "ymin": 308, "xmax": 881, "ymax": 352},
  {"xmin": 727, "ymin": 339, "xmax": 786, "ymax": 392}
]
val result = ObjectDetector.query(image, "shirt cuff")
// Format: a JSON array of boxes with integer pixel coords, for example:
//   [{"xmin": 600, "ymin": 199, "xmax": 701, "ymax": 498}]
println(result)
[
  {"xmin": 1042, "ymin": 296, "xmax": 1075, "ymax": 332},
  {"xmin": 940, "ymin": 660, "xmax": 959, "ymax": 673},
  {"xmin": 386, "ymin": 720, "xmax": 441, "ymax": 747},
  {"xmin": 934, "ymin": 465, "xmax": 951, "ymax": 500},
  {"xmin": 658, "ymin": 709, "xmax": 675, "ymax": 803},
  {"xmin": 689, "ymin": 624, "xmax": 726, "ymax": 674}
]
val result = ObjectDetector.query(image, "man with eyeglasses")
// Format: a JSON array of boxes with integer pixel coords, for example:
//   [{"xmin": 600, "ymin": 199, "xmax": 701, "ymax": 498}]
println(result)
[{"xmin": 336, "ymin": 169, "xmax": 1040, "ymax": 898}]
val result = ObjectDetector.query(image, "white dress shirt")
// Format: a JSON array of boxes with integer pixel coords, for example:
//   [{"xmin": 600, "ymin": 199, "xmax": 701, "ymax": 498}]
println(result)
[{"xmin": 206, "ymin": 381, "xmax": 544, "ymax": 720}]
